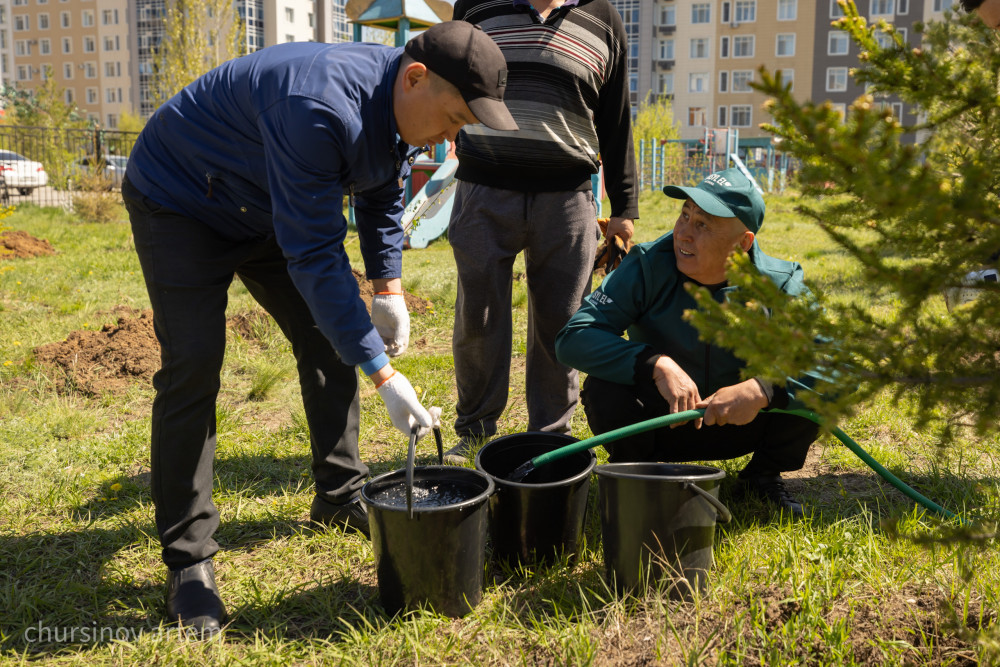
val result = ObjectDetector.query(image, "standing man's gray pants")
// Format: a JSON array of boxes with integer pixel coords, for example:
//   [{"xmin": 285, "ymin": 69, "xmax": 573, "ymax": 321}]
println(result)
[{"xmin": 449, "ymin": 181, "xmax": 601, "ymax": 441}]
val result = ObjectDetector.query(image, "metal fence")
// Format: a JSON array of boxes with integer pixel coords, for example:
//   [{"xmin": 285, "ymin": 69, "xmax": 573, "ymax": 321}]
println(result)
[
  {"xmin": 636, "ymin": 134, "xmax": 798, "ymax": 194},
  {"xmin": 0, "ymin": 125, "xmax": 139, "ymax": 208}
]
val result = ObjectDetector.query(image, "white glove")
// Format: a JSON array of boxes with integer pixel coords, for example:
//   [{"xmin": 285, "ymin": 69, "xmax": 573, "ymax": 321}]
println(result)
[
  {"xmin": 376, "ymin": 371, "xmax": 440, "ymax": 438},
  {"xmin": 371, "ymin": 293, "xmax": 410, "ymax": 357}
]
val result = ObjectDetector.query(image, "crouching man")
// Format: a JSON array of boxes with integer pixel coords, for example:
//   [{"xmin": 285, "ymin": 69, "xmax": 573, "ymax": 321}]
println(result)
[{"xmin": 556, "ymin": 168, "xmax": 821, "ymax": 517}]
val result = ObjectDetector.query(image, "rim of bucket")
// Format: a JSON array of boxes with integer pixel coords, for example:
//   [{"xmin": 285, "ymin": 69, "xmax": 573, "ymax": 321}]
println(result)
[
  {"xmin": 595, "ymin": 462, "xmax": 725, "ymax": 483},
  {"xmin": 474, "ymin": 431, "xmax": 596, "ymax": 489},
  {"xmin": 361, "ymin": 465, "xmax": 496, "ymax": 514}
]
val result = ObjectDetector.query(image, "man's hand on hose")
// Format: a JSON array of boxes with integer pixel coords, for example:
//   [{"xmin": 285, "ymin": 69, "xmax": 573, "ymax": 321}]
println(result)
[
  {"xmin": 371, "ymin": 277, "xmax": 409, "ymax": 356},
  {"xmin": 371, "ymin": 365, "xmax": 441, "ymax": 439},
  {"xmin": 697, "ymin": 380, "xmax": 769, "ymax": 427},
  {"xmin": 651, "ymin": 355, "xmax": 703, "ymax": 429}
]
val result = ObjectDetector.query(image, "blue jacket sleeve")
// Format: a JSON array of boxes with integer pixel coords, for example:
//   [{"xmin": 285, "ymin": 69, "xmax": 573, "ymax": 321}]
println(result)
[
  {"xmin": 354, "ymin": 177, "xmax": 405, "ymax": 280},
  {"xmin": 257, "ymin": 98, "xmax": 386, "ymax": 367}
]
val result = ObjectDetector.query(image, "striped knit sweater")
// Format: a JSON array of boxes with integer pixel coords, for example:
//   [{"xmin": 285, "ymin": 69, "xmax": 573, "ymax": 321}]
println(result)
[{"xmin": 453, "ymin": 0, "xmax": 639, "ymax": 219}]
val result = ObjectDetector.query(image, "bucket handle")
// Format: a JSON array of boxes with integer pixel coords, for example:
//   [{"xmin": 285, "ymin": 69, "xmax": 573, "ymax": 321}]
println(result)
[
  {"xmin": 406, "ymin": 426, "xmax": 419, "ymax": 519},
  {"xmin": 683, "ymin": 482, "xmax": 732, "ymax": 524}
]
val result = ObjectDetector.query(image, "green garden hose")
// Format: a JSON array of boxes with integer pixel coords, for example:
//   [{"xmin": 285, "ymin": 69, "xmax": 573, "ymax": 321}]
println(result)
[{"xmin": 523, "ymin": 407, "xmax": 963, "ymax": 523}]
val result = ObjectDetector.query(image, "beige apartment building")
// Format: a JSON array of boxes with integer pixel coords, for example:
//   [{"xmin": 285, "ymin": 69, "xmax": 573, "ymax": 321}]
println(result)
[
  {"xmin": 0, "ymin": 0, "xmax": 131, "ymax": 127},
  {"xmin": 0, "ymin": 0, "xmax": 350, "ymax": 126},
  {"xmin": 613, "ymin": 0, "xmax": 957, "ymax": 143}
]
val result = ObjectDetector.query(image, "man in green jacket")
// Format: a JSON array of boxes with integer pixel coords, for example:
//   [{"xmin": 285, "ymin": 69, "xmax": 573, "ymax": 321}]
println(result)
[{"xmin": 556, "ymin": 168, "xmax": 817, "ymax": 517}]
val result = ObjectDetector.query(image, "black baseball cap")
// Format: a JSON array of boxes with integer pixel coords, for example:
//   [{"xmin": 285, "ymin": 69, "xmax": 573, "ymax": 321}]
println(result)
[{"xmin": 405, "ymin": 21, "xmax": 518, "ymax": 132}]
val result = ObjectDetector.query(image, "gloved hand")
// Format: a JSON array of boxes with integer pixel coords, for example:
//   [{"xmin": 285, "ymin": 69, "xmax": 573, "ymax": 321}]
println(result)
[
  {"xmin": 375, "ymin": 370, "xmax": 440, "ymax": 438},
  {"xmin": 371, "ymin": 293, "xmax": 410, "ymax": 357},
  {"xmin": 593, "ymin": 218, "xmax": 634, "ymax": 274}
]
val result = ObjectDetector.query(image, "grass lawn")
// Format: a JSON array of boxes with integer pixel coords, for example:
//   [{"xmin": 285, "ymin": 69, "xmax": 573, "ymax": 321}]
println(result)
[{"xmin": 0, "ymin": 191, "xmax": 997, "ymax": 665}]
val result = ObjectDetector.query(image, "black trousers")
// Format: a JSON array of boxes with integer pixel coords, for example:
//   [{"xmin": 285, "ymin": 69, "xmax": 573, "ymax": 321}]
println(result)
[
  {"xmin": 123, "ymin": 178, "xmax": 367, "ymax": 569},
  {"xmin": 581, "ymin": 375, "xmax": 817, "ymax": 474}
]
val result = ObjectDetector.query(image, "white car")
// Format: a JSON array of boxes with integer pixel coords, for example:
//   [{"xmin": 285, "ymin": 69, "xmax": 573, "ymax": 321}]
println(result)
[{"xmin": 0, "ymin": 149, "xmax": 49, "ymax": 195}]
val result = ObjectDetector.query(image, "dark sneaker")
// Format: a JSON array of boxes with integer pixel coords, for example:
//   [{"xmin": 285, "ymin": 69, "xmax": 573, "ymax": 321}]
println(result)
[
  {"xmin": 443, "ymin": 438, "xmax": 478, "ymax": 465},
  {"xmin": 310, "ymin": 495, "xmax": 370, "ymax": 537},
  {"xmin": 738, "ymin": 474, "xmax": 805, "ymax": 518}
]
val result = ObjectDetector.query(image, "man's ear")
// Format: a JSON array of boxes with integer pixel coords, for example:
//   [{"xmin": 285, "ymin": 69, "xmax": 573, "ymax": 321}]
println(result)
[
  {"xmin": 739, "ymin": 230, "xmax": 755, "ymax": 252},
  {"xmin": 401, "ymin": 62, "xmax": 429, "ymax": 92}
]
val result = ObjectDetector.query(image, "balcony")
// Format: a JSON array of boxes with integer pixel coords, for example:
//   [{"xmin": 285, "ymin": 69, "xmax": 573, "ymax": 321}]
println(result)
[
  {"xmin": 656, "ymin": 24, "xmax": 676, "ymax": 35},
  {"xmin": 655, "ymin": 59, "xmax": 675, "ymax": 71}
]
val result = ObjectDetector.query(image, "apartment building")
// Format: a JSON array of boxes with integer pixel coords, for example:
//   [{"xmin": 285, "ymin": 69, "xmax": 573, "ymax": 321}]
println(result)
[
  {"xmin": 613, "ymin": 0, "xmax": 957, "ymax": 142},
  {"xmin": 0, "ymin": 0, "xmax": 350, "ymax": 125}
]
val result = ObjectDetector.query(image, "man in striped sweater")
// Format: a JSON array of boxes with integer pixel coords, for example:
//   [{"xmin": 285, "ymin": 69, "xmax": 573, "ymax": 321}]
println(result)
[{"xmin": 444, "ymin": 0, "xmax": 639, "ymax": 462}]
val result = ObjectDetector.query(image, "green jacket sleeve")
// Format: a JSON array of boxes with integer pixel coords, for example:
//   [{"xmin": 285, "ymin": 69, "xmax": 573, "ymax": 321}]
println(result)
[{"xmin": 556, "ymin": 245, "xmax": 668, "ymax": 385}]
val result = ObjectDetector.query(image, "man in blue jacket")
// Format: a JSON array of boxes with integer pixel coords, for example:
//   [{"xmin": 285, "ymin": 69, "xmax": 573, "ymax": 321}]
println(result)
[
  {"xmin": 123, "ymin": 21, "xmax": 516, "ymax": 634},
  {"xmin": 556, "ymin": 168, "xmax": 819, "ymax": 519}
]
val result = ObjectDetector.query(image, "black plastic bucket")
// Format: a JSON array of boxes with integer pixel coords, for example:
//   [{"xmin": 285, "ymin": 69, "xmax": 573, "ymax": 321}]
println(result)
[
  {"xmin": 596, "ymin": 463, "xmax": 731, "ymax": 596},
  {"xmin": 475, "ymin": 432, "xmax": 596, "ymax": 567},
  {"xmin": 361, "ymin": 466, "xmax": 494, "ymax": 617}
]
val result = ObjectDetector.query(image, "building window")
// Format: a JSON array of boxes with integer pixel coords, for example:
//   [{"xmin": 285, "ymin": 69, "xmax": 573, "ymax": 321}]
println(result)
[
  {"xmin": 690, "ymin": 38, "xmax": 709, "ymax": 59},
  {"xmin": 933, "ymin": 0, "xmax": 952, "ymax": 9},
  {"xmin": 721, "ymin": 1, "xmax": 730, "ymax": 23},
  {"xmin": 831, "ymin": 0, "xmax": 845, "ymax": 17},
  {"xmin": 776, "ymin": 33, "xmax": 795, "ymax": 56},
  {"xmin": 82, "ymin": 9, "xmax": 94, "ymax": 26},
  {"xmin": 898, "ymin": 0, "xmax": 909, "ymax": 12},
  {"xmin": 39, "ymin": 13, "xmax": 49, "ymax": 28},
  {"xmin": 778, "ymin": 0, "xmax": 797, "ymax": 20},
  {"xmin": 775, "ymin": 68, "xmax": 794, "ymax": 91},
  {"xmin": 719, "ymin": 71, "xmax": 728, "ymax": 92},
  {"xmin": 15, "ymin": 40, "xmax": 27, "ymax": 56},
  {"xmin": 658, "ymin": 4, "xmax": 676, "ymax": 25},
  {"xmin": 60, "ymin": 11, "xmax": 69, "ymax": 27},
  {"xmin": 103, "ymin": 36, "xmax": 114, "ymax": 51},
  {"xmin": 85, "ymin": 62, "xmax": 96, "ymax": 78},
  {"xmin": 731, "ymin": 105, "xmax": 752, "ymax": 127},
  {"xmin": 62, "ymin": 37, "xmax": 71, "ymax": 53},
  {"xmin": 826, "ymin": 66, "xmax": 848, "ymax": 92},
  {"xmin": 688, "ymin": 107, "xmax": 706, "ymax": 127},
  {"xmin": 718, "ymin": 106, "xmax": 728, "ymax": 126},
  {"xmin": 689, "ymin": 72, "xmax": 709, "ymax": 93},
  {"xmin": 86, "ymin": 87, "xmax": 97, "ymax": 104},
  {"xmin": 13, "ymin": 15, "xmax": 28, "ymax": 30},
  {"xmin": 658, "ymin": 39, "xmax": 674, "ymax": 60},
  {"xmin": 64, "ymin": 88, "xmax": 74, "ymax": 104},
  {"xmin": 891, "ymin": 102, "xmax": 903, "ymax": 118},
  {"xmin": 107, "ymin": 114, "xmax": 118, "ymax": 128},
  {"xmin": 40, "ymin": 38, "xmax": 50, "ymax": 54},
  {"xmin": 732, "ymin": 70, "xmax": 753, "ymax": 92},
  {"xmin": 735, "ymin": 0, "xmax": 756, "ymax": 23},
  {"xmin": 658, "ymin": 72, "xmax": 673, "ymax": 94},
  {"xmin": 871, "ymin": 0, "xmax": 894, "ymax": 14},
  {"xmin": 285, "ymin": 33, "xmax": 294, "ymax": 42},
  {"xmin": 63, "ymin": 62, "xmax": 72, "ymax": 78},
  {"xmin": 17, "ymin": 65, "xmax": 29, "ymax": 81},
  {"xmin": 102, "ymin": 8, "xmax": 117, "ymax": 24},
  {"xmin": 720, "ymin": 36, "xmax": 729, "ymax": 58},
  {"xmin": 691, "ymin": 3, "xmax": 710, "ymax": 23},
  {"xmin": 733, "ymin": 35, "xmax": 754, "ymax": 57},
  {"xmin": 285, "ymin": 7, "xmax": 293, "ymax": 21},
  {"xmin": 828, "ymin": 31, "xmax": 849, "ymax": 55},
  {"xmin": 84, "ymin": 36, "xmax": 95, "ymax": 53}
]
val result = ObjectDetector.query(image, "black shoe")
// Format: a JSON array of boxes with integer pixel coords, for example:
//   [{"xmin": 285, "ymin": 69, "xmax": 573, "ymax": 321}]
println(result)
[
  {"xmin": 310, "ymin": 495, "xmax": 370, "ymax": 537},
  {"xmin": 165, "ymin": 559, "xmax": 226, "ymax": 637},
  {"xmin": 738, "ymin": 474, "xmax": 805, "ymax": 518}
]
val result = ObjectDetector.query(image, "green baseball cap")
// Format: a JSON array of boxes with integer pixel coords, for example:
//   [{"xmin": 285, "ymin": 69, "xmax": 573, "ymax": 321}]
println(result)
[{"xmin": 662, "ymin": 168, "xmax": 765, "ymax": 233}]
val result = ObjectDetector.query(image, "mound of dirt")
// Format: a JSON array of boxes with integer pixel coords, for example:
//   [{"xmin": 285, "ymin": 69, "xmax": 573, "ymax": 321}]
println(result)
[
  {"xmin": 33, "ymin": 310, "xmax": 160, "ymax": 395},
  {"xmin": 0, "ymin": 230, "xmax": 56, "ymax": 259},
  {"xmin": 352, "ymin": 268, "xmax": 433, "ymax": 314},
  {"xmin": 32, "ymin": 272, "xmax": 434, "ymax": 395}
]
